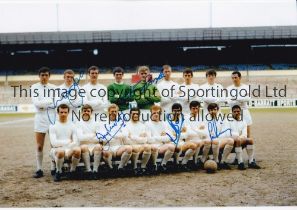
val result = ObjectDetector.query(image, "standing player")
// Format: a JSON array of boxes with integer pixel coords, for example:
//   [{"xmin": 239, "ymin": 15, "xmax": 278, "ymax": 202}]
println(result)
[
  {"xmin": 83, "ymin": 66, "xmax": 109, "ymax": 120},
  {"xmin": 132, "ymin": 66, "xmax": 161, "ymax": 120},
  {"xmin": 124, "ymin": 108, "xmax": 153, "ymax": 175},
  {"xmin": 146, "ymin": 105, "xmax": 176, "ymax": 172},
  {"xmin": 56, "ymin": 69, "xmax": 83, "ymax": 122},
  {"xmin": 76, "ymin": 104, "xmax": 104, "ymax": 178},
  {"xmin": 166, "ymin": 103, "xmax": 197, "ymax": 171},
  {"xmin": 185, "ymin": 101, "xmax": 211, "ymax": 168},
  {"xmin": 157, "ymin": 65, "xmax": 179, "ymax": 114},
  {"xmin": 225, "ymin": 105, "xmax": 261, "ymax": 169},
  {"xmin": 226, "ymin": 71, "xmax": 252, "ymax": 137},
  {"xmin": 206, "ymin": 103, "xmax": 234, "ymax": 169},
  {"xmin": 107, "ymin": 67, "xmax": 133, "ymax": 112},
  {"xmin": 200, "ymin": 69, "xmax": 225, "ymax": 117},
  {"xmin": 49, "ymin": 104, "xmax": 81, "ymax": 182},
  {"xmin": 97, "ymin": 104, "xmax": 133, "ymax": 173},
  {"xmin": 31, "ymin": 67, "xmax": 56, "ymax": 178},
  {"xmin": 178, "ymin": 68, "xmax": 201, "ymax": 113}
]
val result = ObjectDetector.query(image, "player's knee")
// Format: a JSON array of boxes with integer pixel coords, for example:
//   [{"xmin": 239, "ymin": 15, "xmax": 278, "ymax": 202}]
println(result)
[
  {"xmin": 168, "ymin": 144, "xmax": 175, "ymax": 152},
  {"xmin": 80, "ymin": 145, "xmax": 88, "ymax": 153},
  {"xmin": 94, "ymin": 145, "xmax": 102, "ymax": 152},
  {"xmin": 175, "ymin": 146, "xmax": 181, "ymax": 152},
  {"xmin": 234, "ymin": 139, "xmax": 241, "ymax": 147},
  {"xmin": 212, "ymin": 140, "xmax": 219, "ymax": 145},
  {"xmin": 73, "ymin": 147, "xmax": 81, "ymax": 157},
  {"xmin": 56, "ymin": 150, "xmax": 64, "ymax": 159},
  {"xmin": 132, "ymin": 146, "xmax": 139, "ymax": 153},
  {"xmin": 189, "ymin": 143, "xmax": 196, "ymax": 150},
  {"xmin": 227, "ymin": 138, "xmax": 234, "ymax": 145},
  {"xmin": 151, "ymin": 146, "xmax": 158, "ymax": 153},
  {"xmin": 103, "ymin": 151, "xmax": 111, "ymax": 158},
  {"xmin": 143, "ymin": 144, "xmax": 151, "ymax": 152},
  {"xmin": 125, "ymin": 146, "xmax": 133, "ymax": 154},
  {"xmin": 247, "ymin": 138, "xmax": 254, "ymax": 145}
]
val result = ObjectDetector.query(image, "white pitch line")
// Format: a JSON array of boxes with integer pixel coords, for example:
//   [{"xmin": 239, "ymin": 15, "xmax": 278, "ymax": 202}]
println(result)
[{"xmin": 0, "ymin": 118, "xmax": 34, "ymax": 126}]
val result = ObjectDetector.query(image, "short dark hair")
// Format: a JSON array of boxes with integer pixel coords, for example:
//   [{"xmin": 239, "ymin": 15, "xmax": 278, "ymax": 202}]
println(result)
[
  {"xmin": 81, "ymin": 104, "xmax": 93, "ymax": 113},
  {"xmin": 232, "ymin": 71, "xmax": 241, "ymax": 78},
  {"xmin": 206, "ymin": 69, "xmax": 217, "ymax": 77},
  {"xmin": 88, "ymin": 66, "xmax": 99, "ymax": 74},
  {"xmin": 38, "ymin": 67, "xmax": 51, "ymax": 76},
  {"xmin": 57, "ymin": 104, "xmax": 70, "ymax": 113},
  {"xmin": 232, "ymin": 105, "xmax": 241, "ymax": 112},
  {"xmin": 130, "ymin": 107, "xmax": 140, "ymax": 115},
  {"xmin": 207, "ymin": 103, "xmax": 219, "ymax": 111},
  {"xmin": 190, "ymin": 101, "xmax": 201, "ymax": 109},
  {"xmin": 172, "ymin": 103, "xmax": 182, "ymax": 112},
  {"xmin": 183, "ymin": 68, "xmax": 193, "ymax": 77},
  {"xmin": 113, "ymin": 67, "xmax": 124, "ymax": 75}
]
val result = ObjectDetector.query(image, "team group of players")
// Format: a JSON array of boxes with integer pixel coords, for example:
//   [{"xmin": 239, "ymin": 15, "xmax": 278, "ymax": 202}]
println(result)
[{"xmin": 32, "ymin": 65, "xmax": 260, "ymax": 182}]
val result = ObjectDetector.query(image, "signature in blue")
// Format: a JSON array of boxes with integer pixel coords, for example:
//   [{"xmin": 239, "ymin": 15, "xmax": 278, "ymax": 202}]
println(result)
[
  {"xmin": 165, "ymin": 113, "xmax": 184, "ymax": 146},
  {"xmin": 207, "ymin": 121, "xmax": 232, "ymax": 141},
  {"xmin": 96, "ymin": 112, "xmax": 127, "ymax": 150},
  {"xmin": 131, "ymin": 71, "xmax": 164, "ymax": 93},
  {"xmin": 47, "ymin": 71, "xmax": 84, "ymax": 125}
]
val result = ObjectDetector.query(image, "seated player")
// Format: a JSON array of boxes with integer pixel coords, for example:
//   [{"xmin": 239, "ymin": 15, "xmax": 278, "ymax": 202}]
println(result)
[
  {"xmin": 166, "ymin": 103, "xmax": 197, "ymax": 171},
  {"xmin": 49, "ymin": 104, "xmax": 81, "ymax": 182},
  {"xmin": 123, "ymin": 108, "xmax": 152, "ymax": 175},
  {"xmin": 206, "ymin": 103, "xmax": 234, "ymax": 170},
  {"xmin": 97, "ymin": 104, "xmax": 132, "ymax": 174},
  {"xmin": 76, "ymin": 104, "xmax": 104, "ymax": 178},
  {"xmin": 185, "ymin": 101, "xmax": 211, "ymax": 168},
  {"xmin": 146, "ymin": 105, "xmax": 176, "ymax": 172},
  {"xmin": 224, "ymin": 105, "xmax": 261, "ymax": 170}
]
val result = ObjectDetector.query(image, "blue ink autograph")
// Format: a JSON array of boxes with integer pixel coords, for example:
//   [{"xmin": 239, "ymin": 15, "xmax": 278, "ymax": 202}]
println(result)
[
  {"xmin": 47, "ymin": 71, "xmax": 84, "ymax": 125},
  {"xmin": 96, "ymin": 112, "xmax": 127, "ymax": 150},
  {"xmin": 165, "ymin": 113, "xmax": 185, "ymax": 146},
  {"xmin": 131, "ymin": 71, "xmax": 164, "ymax": 94},
  {"xmin": 207, "ymin": 121, "xmax": 232, "ymax": 141}
]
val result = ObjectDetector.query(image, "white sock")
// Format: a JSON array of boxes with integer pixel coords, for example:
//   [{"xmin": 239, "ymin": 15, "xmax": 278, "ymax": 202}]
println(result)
[
  {"xmin": 194, "ymin": 146, "xmax": 201, "ymax": 164},
  {"xmin": 182, "ymin": 149, "xmax": 195, "ymax": 165},
  {"xmin": 174, "ymin": 150, "xmax": 182, "ymax": 164},
  {"xmin": 118, "ymin": 152, "xmax": 132, "ymax": 169},
  {"xmin": 70, "ymin": 157, "xmax": 80, "ymax": 172},
  {"xmin": 93, "ymin": 151, "xmax": 102, "ymax": 172},
  {"xmin": 235, "ymin": 147, "xmax": 243, "ymax": 164},
  {"xmin": 151, "ymin": 151, "xmax": 158, "ymax": 166},
  {"xmin": 141, "ymin": 151, "xmax": 151, "ymax": 168},
  {"xmin": 212, "ymin": 144, "xmax": 219, "ymax": 163},
  {"xmin": 82, "ymin": 152, "xmax": 92, "ymax": 172},
  {"xmin": 131, "ymin": 152, "xmax": 140, "ymax": 169},
  {"xmin": 246, "ymin": 145, "xmax": 254, "ymax": 163},
  {"xmin": 201, "ymin": 144, "xmax": 211, "ymax": 163},
  {"xmin": 36, "ymin": 151, "xmax": 43, "ymax": 171},
  {"xmin": 221, "ymin": 144, "xmax": 233, "ymax": 163},
  {"xmin": 50, "ymin": 160, "xmax": 56, "ymax": 171},
  {"xmin": 161, "ymin": 150, "xmax": 174, "ymax": 165},
  {"xmin": 55, "ymin": 157, "xmax": 64, "ymax": 173},
  {"xmin": 103, "ymin": 155, "xmax": 113, "ymax": 169}
]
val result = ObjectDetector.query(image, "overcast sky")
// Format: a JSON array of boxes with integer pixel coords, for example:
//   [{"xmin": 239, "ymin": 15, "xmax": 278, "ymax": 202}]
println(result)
[{"xmin": 0, "ymin": 0, "xmax": 296, "ymax": 33}]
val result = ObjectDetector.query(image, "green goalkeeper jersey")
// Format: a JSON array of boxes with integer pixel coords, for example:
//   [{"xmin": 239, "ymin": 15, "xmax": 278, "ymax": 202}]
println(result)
[
  {"xmin": 107, "ymin": 82, "xmax": 133, "ymax": 111},
  {"xmin": 132, "ymin": 81, "xmax": 161, "ymax": 109}
]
